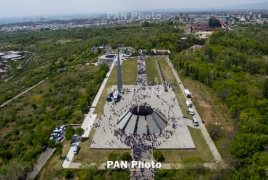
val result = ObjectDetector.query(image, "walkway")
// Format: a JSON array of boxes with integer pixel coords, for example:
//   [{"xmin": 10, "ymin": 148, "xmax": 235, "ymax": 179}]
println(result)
[
  {"xmin": 81, "ymin": 114, "xmax": 97, "ymax": 138},
  {"xmin": 165, "ymin": 56, "xmax": 223, "ymax": 162},
  {"xmin": 183, "ymin": 118, "xmax": 200, "ymax": 129},
  {"xmin": 27, "ymin": 148, "xmax": 55, "ymax": 180},
  {"xmin": 0, "ymin": 78, "xmax": 46, "ymax": 108},
  {"xmin": 130, "ymin": 149, "xmax": 154, "ymax": 180}
]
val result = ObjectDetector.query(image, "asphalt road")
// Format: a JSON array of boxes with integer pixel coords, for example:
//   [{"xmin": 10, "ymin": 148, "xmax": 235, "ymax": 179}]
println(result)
[{"xmin": 27, "ymin": 148, "xmax": 55, "ymax": 180}]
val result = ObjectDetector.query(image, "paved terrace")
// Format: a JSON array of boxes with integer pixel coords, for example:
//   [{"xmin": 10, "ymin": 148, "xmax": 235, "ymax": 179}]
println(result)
[{"xmin": 91, "ymin": 85, "xmax": 195, "ymax": 150}]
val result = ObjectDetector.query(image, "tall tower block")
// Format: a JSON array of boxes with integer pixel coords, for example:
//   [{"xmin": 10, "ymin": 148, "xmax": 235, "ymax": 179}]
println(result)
[{"xmin": 117, "ymin": 52, "xmax": 122, "ymax": 94}]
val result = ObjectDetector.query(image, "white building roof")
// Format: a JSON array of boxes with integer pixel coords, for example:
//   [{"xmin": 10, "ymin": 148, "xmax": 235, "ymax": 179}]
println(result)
[{"xmin": 1, "ymin": 54, "xmax": 21, "ymax": 59}]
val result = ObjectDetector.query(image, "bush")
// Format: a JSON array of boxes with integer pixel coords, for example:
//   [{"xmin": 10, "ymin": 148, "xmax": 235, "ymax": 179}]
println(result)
[
  {"xmin": 120, "ymin": 152, "xmax": 132, "ymax": 161},
  {"xmin": 64, "ymin": 169, "xmax": 74, "ymax": 179},
  {"xmin": 75, "ymin": 127, "xmax": 85, "ymax": 136},
  {"xmin": 65, "ymin": 127, "xmax": 75, "ymax": 140},
  {"xmin": 153, "ymin": 150, "xmax": 164, "ymax": 162},
  {"xmin": 47, "ymin": 139, "xmax": 55, "ymax": 148}
]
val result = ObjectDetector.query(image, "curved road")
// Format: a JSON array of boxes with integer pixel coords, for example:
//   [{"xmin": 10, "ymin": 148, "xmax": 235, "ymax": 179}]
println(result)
[{"xmin": 165, "ymin": 56, "xmax": 223, "ymax": 163}]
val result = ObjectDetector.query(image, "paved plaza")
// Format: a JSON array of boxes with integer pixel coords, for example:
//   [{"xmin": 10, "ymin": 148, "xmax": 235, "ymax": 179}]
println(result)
[{"xmin": 91, "ymin": 84, "xmax": 196, "ymax": 150}]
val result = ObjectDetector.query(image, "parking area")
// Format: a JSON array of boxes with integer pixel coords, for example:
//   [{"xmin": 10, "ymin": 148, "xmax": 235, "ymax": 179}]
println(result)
[{"xmin": 50, "ymin": 125, "xmax": 67, "ymax": 143}]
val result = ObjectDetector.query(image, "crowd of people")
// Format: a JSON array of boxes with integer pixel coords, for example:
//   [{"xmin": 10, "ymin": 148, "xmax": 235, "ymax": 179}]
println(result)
[{"xmin": 136, "ymin": 55, "xmax": 147, "ymax": 86}]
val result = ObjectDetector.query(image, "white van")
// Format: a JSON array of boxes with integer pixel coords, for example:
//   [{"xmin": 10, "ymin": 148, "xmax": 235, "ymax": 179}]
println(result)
[
  {"xmin": 184, "ymin": 89, "xmax": 191, "ymax": 98},
  {"xmin": 192, "ymin": 117, "xmax": 199, "ymax": 126}
]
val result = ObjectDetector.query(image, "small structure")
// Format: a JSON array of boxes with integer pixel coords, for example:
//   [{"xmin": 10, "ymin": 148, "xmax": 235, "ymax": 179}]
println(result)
[
  {"xmin": 1, "ymin": 54, "xmax": 22, "ymax": 62},
  {"xmin": 0, "ymin": 52, "xmax": 5, "ymax": 57},
  {"xmin": 98, "ymin": 54, "xmax": 116, "ymax": 66}
]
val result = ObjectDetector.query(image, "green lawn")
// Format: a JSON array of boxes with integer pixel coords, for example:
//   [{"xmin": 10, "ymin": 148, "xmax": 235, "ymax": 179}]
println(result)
[
  {"xmin": 94, "ymin": 58, "xmax": 137, "ymax": 117},
  {"xmin": 180, "ymin": 76, "xmax": 233, "ymax": 161},
  {"xmin": 148, "ymin": 57, "xmax": 189, "ymax": 116},
  {"xmin": 145, "ymin": 58, "xmax": 160, "ymax": 85},
  {"xmin": 160, "ymin": 127, "xmax": 213, "ymax": 163}
]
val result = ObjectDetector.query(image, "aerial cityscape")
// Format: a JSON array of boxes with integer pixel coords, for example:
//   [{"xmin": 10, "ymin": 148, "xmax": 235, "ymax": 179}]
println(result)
[{"xmin": 1, "ymin": 0, "xmax": 268, "ymax": 180}]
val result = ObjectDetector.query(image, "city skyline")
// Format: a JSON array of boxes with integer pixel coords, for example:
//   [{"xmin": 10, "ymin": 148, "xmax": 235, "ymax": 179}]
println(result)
[{"xmin": 1, "ymin": 0, "xmax": 268, "ymax": 18}]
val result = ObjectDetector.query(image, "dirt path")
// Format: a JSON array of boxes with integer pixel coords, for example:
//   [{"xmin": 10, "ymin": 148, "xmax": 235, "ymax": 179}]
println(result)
[{"xmin": 0, "ymin": 78, "xmax": 46, "ymax": 108}]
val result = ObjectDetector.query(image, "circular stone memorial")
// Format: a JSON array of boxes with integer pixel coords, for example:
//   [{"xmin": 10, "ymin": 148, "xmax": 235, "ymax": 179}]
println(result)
[{"xmin": 117, "ymin": 105, "xmax": 167, "ymax": 135}]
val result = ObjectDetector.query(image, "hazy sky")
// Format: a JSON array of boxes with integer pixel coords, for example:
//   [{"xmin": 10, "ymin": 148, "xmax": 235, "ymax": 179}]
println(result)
[{"xmin": 1, "ymin": 0, "xmax": 266, "ymax": 18}]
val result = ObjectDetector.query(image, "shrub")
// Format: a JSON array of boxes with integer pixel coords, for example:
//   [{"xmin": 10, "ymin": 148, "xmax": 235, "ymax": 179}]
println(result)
[
  {"xmin": 120, "ymin": 152, "xmax": 132, "ymax": 161},
  {"xmin": 75, "ymin": 127, "xmax": 85, "ymax": 136},
  {"xmin": 65, "ymin": 127, "xmax": 75, "ymax": 140},
  {"xmin": 153, "ymin": 150, "xmax": 164, "ymax": 162}
]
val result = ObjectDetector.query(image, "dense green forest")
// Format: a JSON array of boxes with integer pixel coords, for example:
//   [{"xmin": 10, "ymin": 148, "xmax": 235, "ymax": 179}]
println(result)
[
  {"xmin": 0, "ymin": 21, "xmax": 204, "ymax": 105},
  {"xmin": 168, "ymin": 25, "xmax": 268, "ymax": 179}
]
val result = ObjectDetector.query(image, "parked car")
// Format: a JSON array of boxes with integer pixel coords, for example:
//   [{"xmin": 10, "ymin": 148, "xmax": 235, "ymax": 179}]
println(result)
[
  {"xmin": 73, "ymin": 145, "xmax": 80, "ymax": 155},
  {"xmin": 188, "ymin": 107, "xmax": 195, "ymax": 115},
  {"xmin": 192, "ymin": 117, "xmax": 199, "ymax": 126},
  {"xmin": 186, "ymin": 100, "xmax": 193, "ymax": 107},
  {"xmin": 56, "ymin": 136, "xmax": 64, "ymax": 142}
]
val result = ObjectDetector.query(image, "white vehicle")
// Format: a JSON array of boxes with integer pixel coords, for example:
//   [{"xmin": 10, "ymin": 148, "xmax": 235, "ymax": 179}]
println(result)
[
  {"xmin": 184, "ymin": 89, "xmax": 191, "ymax": 98},
  {"xmin": 192, "ymin": 117, "xmax": 199, "ymax": 126},
  {"xmin": 113, "ymin": 91, "xmax": 119, "ymax": 102},
  {"xmin": 188, "ymin": 108, "xmax": 195, "ymax": 115},
  {"xmin": 186, "ymin": 100, "xmax": 192, "ymax": 107},
  {"xmin": 73, "ymin": 145, "xmax": 80, "ymax": 155}
]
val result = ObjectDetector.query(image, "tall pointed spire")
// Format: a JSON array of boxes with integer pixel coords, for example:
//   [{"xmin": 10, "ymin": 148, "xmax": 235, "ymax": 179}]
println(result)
[{"xmin": 117, "ymin": 51, "xmax": 122, "ymax": 94}]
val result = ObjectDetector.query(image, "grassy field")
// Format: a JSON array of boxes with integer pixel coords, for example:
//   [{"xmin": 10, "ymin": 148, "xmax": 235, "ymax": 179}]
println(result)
[
  {"xmin": 74, "ymin": 128, "xmax": 131, "ymax": 163},
  {"xmin": 160, "ymin": 127, "xmax": 213, "ymax": 163},
  {"xmin": 94, "ymin": 58, "xmax": 137, "ymax": 117},
  {"xmin": 145, "ymin": 58, "xmax": 161, "ymax": 85},
  {"xmin": 179, "ymin": 76, "xmax": 233, "ymax": 160}
]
